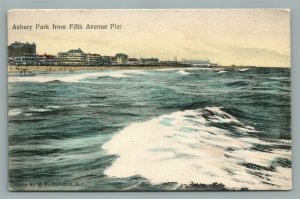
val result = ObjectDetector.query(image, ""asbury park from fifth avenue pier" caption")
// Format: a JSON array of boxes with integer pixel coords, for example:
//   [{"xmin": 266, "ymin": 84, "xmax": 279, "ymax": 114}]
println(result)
[{"xmin": 11, "ymin": 23, "xmax": 123, "ymax": 31}]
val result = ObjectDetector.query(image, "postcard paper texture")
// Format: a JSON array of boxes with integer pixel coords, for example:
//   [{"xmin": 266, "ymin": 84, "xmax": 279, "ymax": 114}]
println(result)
[{"xmin": 8, "ymin": 9, "xmax": 291, "ymax": 191}]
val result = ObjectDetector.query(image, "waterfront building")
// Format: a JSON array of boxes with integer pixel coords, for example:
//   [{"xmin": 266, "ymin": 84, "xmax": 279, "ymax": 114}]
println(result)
[
  {"xmin": 102, "ymin": 56, "xmax": 116, "ymax": 65},
  {"xmin": 182, "ymin": 58, "xmax": 218, "ymax": 67},
  {"xmin": 37, "ymin": 54, "xmax": 58, "ymax": 66},
  {"xmin": 160, "ymin": 60, "xmax": 180, "ymax": 65},
  {"xmin": 140, "ymin": 58, "xmax": 159, "ymax": 65},
  {"xmin": 13, "ymin": 55, "xmax": 37, "ymax": 66},
  {"xmin": 8, "ymin": 57, "xmax": 14, "ymax": 65},
  {"xmin": 127, "ymin": 58, "xmax": 139, "ymax": 65},
  {"xmin": 115, "ymin": 53, "xmax": 128, "ymax": 65},
  {"xmin": 8, "ymin": 41, "xmax": 37, "ymax": 65},
  {"xmin": 58, "ymin": 48, "xmax": 87, "ymax": 66},
  {"xmin": 110, "ymin": 57, "xmax": 117, "ymax": 65},
  {"xmin": 86, "ymin": 53, "xmax": 102, "ymax": 66},
  {"xmin": 8, "ymin": 41, "xmax": 36, "ymax": 57},
  {"xmin": 8, "ymin": 41, "xmax": 210, "ymax": 67},
  {"xmin": 210, "ymin": 63, "xmax": 219, "ymax": 67}
]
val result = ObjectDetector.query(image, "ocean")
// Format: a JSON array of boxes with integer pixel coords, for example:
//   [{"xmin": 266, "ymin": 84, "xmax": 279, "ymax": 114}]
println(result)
[{"xmin": 8, "ymin": 67, "xmax": 291, "ymax": 191}]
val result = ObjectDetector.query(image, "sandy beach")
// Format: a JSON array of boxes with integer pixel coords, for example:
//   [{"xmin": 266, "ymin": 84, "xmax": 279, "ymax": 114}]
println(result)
[{"xmin": 8, "ymin": 65, "xmax": 187, "ymax": 73}]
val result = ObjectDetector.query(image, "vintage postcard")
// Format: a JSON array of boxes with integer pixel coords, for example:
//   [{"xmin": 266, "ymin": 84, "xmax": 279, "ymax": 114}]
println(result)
[{"xmin": 8, "ymin": 9, "xmax": 291, "ymax": 191}]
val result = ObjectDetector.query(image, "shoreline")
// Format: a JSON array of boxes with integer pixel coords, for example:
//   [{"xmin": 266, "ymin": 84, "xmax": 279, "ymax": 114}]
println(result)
[
  {"xmin": 8, "ymin": 65, "xmax": 188, "ymax": 73},
  {"xmin": 7, "ymin": 65, "xmax": 290, "ymax": 73}
]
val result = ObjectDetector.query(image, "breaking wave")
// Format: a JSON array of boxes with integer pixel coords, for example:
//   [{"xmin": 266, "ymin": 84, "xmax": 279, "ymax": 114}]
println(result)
[
  {"xmin": 10, "ymin": 106, "xmax": 63, "ymax": 116},
  {"xmin": 186, "ymin": 67, "xmax": 214, "ymax": 71},
  {"xmin": 8, "ymin": 70, "xmax": 145, "ymax": 83},
  {"xmin": 177, "ymin": 70, "xmax": 190, "ymax": 75},
  {"xmin": 45, "ymin": 105, "xmax": 61, "ymax": 109},
  {"xmin": 238, "ymin": 68, "xmax": 250, "ymax": 72},
  {"xmin": 8, "ymin": 109, "xmax": 22, "ymax": 117},
  {"xmin": 28, "ymin": 108, "xmax": 52, "ymax": 112},
  {"xmin": 102, "ymin": 107, "xmax": 291, "ymax": 190}
]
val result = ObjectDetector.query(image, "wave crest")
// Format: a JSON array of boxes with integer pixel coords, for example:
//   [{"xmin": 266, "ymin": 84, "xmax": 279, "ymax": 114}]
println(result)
[
  {"xmin": 102, "ymin": 107, "xmax": 291, "ymax": 190},
  {"xmin": 8, "ymin": 70, "xmax": 146, "ymax": 83},
  {"xmin": 176, "ymin": 70, "xmax": 190, "ymax": 75},
  {"xmin": 8, "ymin": 109, "xmax": 22, "ymax": 117}
]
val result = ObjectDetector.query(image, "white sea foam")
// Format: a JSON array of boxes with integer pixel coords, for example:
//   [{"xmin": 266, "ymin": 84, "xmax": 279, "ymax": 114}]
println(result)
[
  {"xmin": 45, "ymin": 105, "xmax": 60, "ymax": 109},
  {"xmin": 238, "ymin": 68, "xmax": 249, "ymax": 72},
  {"xmin": 26, "ymin": 106, "xmax": 62, "ymax": 113},
  {"xmin": 268, "ymin": 77, "xmax": 289, "ymax": 81},
  {"xmin": 8, "ymin": 75, "xmax": 63, "ymax": 83},
  {"xmin": 153, "ymin": 68, "xmax": 180, "ymax": 72},
  {"xmin": 28, "ymin": 108, "xmax": 51, "ymax": 112},
  {"xmin": 176, "ymin": 70, "xmax": 190, "ymax": 75},
  {"xmin": 186, "ymin": 67, "xmax": 214, "ymax": 71},
  {"xmin": 89, "ymin": 103, "xmax": 113, "ymax": 107},
  {"xmin": 8, "ymin": 109, "xmax": 22, "ymax": 117},
  {"xmin": 217, "ymin": 70, "xmax": 227, "ymax": 74},
  {"xmin": 8, "ymin": 70, "xmax": 146, "ymax": 83},
  {"xmin": 102, "ymin": 107, "xmax": 291, "ymax": 190}
]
